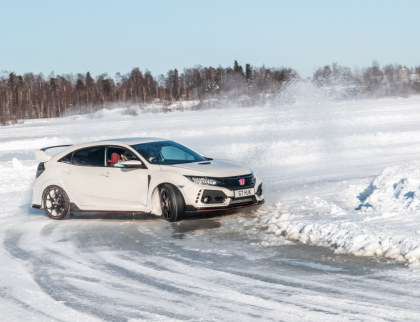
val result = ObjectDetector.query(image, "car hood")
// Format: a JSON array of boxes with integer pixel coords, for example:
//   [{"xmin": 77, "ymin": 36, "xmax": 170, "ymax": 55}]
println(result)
[{"xmin": 159, "ymin": 159, "xmax": 251, "ymax": 177}]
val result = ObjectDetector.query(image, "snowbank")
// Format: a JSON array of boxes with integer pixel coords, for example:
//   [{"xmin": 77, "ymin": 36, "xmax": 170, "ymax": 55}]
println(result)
[
  {"xmin": 359, "ymin": 160, "xmax": 420, "ymax": 212},
  {"xmin": 0, "ymin": 158, "xmax": 36, "ymax": 195},
  {"xmin": 256, "ymin": 161, "xmax": 420, "ymax": 268}
]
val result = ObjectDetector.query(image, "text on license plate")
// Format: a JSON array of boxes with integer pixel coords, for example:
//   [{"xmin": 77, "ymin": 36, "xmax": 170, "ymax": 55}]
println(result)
[{"xmin": 234, "ymin": 188, "xmax": 254, "ymax": 198}]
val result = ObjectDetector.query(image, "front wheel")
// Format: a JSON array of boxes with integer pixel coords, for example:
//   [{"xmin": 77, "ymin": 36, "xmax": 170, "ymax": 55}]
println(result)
[
  {"xmin": 43, "ymin": 186, "xmax": 72, "ymax": 220},
  {"xmin": 159, "ymin": 184, "xmax": 185, "ymax": 222}
]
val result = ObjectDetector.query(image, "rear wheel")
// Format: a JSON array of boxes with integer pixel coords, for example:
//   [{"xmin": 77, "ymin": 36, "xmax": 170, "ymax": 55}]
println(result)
[
  {"xmin": 43, "ymin": 186, "xmax": 72, "ymax": 220},
  {"xmin": 160, "ymin": 184, "xmax": 185, "ymax": 222}
]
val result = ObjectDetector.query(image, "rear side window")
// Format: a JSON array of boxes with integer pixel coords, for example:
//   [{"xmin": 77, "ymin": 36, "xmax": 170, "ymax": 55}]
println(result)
[
  {"xmin": 59, "ymin": 152, "xmax": 73, "ymax": 164},
  {"xmin": 71, "ymin": 146, "xmax": 105, "ymax": 167}
]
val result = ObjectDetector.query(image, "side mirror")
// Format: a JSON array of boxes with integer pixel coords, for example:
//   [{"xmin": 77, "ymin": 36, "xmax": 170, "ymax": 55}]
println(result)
[{"xmin": 122, "ymin": 160, "xmax": 144, "ymax": 169}]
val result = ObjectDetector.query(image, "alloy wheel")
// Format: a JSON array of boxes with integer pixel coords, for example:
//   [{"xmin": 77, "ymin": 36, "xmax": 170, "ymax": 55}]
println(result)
[
  {"xmin": 45, "ymin": 188, "xmax": 66, "ymax": 218},
  {"xmin": 160, "ymin": 188, "xmax": 171, "ymax": 220}
]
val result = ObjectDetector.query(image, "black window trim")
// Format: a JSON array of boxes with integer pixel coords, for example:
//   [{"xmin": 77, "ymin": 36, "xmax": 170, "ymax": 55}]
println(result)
[
  {"xmin": 58, "ymin": 145, "xmax": 148, "ymax": 169},
  {"xmin": 58, "ymin": 146, "xmax": 106, "ymax": 167}
]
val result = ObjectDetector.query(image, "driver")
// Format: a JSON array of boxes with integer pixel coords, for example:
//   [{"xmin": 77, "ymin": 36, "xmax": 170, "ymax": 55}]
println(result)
[
  {"xmin": 121, "ymin": 151, "xmax": 136, "ymax": 162},
  {"xmin": 114, "ymin": 151, "xmax": 137, "ymax": 167},
  {"xmin": 147, "ymin": 146, "xmax": 161, "ymax": 163}
]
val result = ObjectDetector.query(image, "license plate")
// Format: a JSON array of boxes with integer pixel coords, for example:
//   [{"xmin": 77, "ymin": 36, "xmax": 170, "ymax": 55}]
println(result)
[{"xmin": 234, "ymin": 188, "xmax": 254, "ymax": 198}]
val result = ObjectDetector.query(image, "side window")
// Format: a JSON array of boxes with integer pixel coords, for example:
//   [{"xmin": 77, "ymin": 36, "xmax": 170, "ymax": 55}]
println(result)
[
  {"xmin": 161, "ymin": 146, "xmax": 194, "ymax": 161},
  {"xmin": 58, "ymin": 152, "xmax": 73, "ymax": 164},
  {"xmin": 106, "ymin": 146, "xmax": 139, "ymax": 167},
  {"xmin": 72, "ymin": 146, "xmax": 105, "ymax": 167}
]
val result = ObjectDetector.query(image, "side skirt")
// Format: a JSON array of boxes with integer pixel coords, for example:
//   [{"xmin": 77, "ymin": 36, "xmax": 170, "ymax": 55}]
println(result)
[{"xmin": 69, "ymin": 203, "xmax": 151, "ymax": 215}]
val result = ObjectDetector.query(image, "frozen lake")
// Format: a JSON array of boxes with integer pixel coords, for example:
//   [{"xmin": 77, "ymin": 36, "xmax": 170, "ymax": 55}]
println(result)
[{"xmin": 2, "ymin": 89, "xmax": 420, "ymax": 320}]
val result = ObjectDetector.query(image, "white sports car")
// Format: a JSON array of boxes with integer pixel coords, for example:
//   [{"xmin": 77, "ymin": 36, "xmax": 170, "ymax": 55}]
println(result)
[{"xmin": 32, "ymin": 138, "xmax": 264, "ymax": 221}]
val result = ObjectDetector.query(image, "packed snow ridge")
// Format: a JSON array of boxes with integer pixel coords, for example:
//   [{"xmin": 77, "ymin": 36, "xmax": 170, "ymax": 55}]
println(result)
[
  {"xmin": 253, "ymin": 160, "xmax": 420, "ymax": 268},
  {"xmin": 358, "ymin": 160, "xmax": 420, "ymax": 212}
]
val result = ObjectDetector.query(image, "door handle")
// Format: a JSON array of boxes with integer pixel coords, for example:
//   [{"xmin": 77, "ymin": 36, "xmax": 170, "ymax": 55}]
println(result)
[{"xmin": 100, "ymin": 172, "xmax": 110, "ymax": 177}]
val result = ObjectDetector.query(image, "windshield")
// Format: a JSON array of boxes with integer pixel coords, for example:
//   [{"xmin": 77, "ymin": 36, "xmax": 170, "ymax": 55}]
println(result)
[{"xmin": 131, "ymin": 141, "xmax": 206, "ymax": 165}]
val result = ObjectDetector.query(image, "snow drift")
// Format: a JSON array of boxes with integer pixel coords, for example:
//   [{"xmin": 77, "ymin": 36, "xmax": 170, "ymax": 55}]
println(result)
[
  {"xmin": 359, "ymin": 160, "xmax": 420, "ymax": 212},
  {"xmin": 256, "ymin": 161, "xmax": 420, "ymax": 268}
]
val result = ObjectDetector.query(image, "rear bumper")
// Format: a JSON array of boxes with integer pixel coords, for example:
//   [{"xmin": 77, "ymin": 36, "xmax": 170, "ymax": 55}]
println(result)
[{"xmin": 185, "ymin": 199, "xmax": 264, "ymax": 213}]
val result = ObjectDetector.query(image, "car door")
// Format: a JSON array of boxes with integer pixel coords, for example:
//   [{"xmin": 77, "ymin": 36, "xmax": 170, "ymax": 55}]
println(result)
[
  {"xmin": 98, "ymin": 145, "xmax": 149, "ymax": 211},
  {"xmin": 59, "ymin": 145, "xmax": 105, "ymax": 208}
]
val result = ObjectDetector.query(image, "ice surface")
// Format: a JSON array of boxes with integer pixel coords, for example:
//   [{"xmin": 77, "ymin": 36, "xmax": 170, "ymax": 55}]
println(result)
[{"xmin": 2, "ymin": 90, "xmax": 420, "ymax": 319}]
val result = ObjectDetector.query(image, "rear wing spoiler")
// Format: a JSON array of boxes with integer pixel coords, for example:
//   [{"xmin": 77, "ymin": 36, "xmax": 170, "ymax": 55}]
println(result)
[{"xmin": 35, "ymin": 145, "xmax": 73, "ymax": 163}]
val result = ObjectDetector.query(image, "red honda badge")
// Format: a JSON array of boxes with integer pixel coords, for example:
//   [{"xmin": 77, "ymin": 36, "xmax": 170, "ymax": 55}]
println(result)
[{"xmin": 239, "ymin": 179, "xmax": 245, "ymax": 185}]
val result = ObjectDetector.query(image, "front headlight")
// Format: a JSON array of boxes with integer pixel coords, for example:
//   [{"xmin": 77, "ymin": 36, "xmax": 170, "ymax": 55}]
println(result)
[{"xmin": 185, "ymin": 176, "xmax": 222, "ymax": 186}]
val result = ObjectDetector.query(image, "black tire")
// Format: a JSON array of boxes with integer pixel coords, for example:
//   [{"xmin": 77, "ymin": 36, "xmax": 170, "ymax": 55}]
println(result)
[
  {"xmin": 43, "ymin": 185, "xmax": 72, "ymax": 220},
  {"xmin": 159, "ymin": 184, "xmax": 185, "ymax": 222}
]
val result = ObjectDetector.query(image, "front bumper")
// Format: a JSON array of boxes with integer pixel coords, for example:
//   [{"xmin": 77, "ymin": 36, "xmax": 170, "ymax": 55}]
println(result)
[
  {"xmin": 185, "ymin": 198, "xmax": 264, "ymax": 213},
  {"xmin": 178, "ymin": 175, "xmax": 264, "ymax": 213}
]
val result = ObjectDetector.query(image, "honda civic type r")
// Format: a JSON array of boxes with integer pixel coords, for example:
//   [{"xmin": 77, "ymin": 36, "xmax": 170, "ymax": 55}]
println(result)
[{"xmin": 32, "ymin": 138, "xmax": 264, "ymax": 221}]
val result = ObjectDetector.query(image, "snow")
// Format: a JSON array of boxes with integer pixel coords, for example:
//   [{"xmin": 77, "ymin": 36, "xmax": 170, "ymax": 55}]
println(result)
[
  {"xmin": 361, "ymin": 161, "xmax": 420, "ymax": 212},
  {"xmin": 2, "ymin": 87, "xmax": 420, "ymax": 319},
  {"xmin": 253, "ymin": 160, "xmax": 420, "ymax": 268}
]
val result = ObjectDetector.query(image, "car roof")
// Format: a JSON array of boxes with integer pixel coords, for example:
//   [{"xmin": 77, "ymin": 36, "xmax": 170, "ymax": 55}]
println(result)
[
  {"xmin": 46, "ymin": 137, "xmax": 168, "ymax": 161},
  {"xmin": 98, "ymin": 137, "xmax": 167, "ymax": 145}
]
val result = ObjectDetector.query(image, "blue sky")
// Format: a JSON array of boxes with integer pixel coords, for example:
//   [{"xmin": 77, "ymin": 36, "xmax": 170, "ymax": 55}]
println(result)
[{"xmin": 1, "ymin": 0, "xmax": 419, "ymax": 78}]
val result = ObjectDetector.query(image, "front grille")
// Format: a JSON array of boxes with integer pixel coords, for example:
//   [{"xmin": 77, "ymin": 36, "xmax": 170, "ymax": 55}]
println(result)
[
  {"xmin": 219, "ymin": 174, "xmax": 255, "ymax": 190},
  {"xmin": 230, "ymin": 197, "xmax": 255, "ymax": 205}
]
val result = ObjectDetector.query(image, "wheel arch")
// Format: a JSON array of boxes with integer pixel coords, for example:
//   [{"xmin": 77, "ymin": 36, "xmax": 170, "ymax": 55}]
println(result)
[
  {"xmin": 148, "ymin": 178, "xmax": 187, "ymax": 215},
  {"xmin": 37, "ymin": 179, "xmax": 80, "ymax": 210}
]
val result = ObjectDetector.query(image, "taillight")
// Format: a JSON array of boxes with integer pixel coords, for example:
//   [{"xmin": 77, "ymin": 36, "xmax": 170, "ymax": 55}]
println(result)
[{"xmin": 36, "ymin": 162, "xmax": 45, "ymax": 178}]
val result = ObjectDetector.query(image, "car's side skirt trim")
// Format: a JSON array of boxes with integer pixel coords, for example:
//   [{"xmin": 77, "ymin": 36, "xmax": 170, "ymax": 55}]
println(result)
[
  {"xmin": 72, "ymin": 211, "xmax": 152, "ymax": 214},
  {"xmin": 69, "ymin": 202, "xmax": 151, "ymax": 214}
]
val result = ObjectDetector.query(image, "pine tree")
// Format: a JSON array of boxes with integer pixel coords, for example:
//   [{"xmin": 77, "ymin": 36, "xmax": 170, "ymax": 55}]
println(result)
[
  {"xmin": 85, "ymin": 72, "xmax": 95, "ymax": 108},
  {"xmin": 102, "ymin": 79, "xmax": 111, "ymax": 94},
  {"xmin": 76, "ymin": 79, "xmax": 84, "ymax": 90},
  {"xmin": 245, "ymin": 64, "xmax": 253, "ymax": 87},
  {"xmin": 86, "ymin": 72, "xmax": 94, "ymax": 86},
  {"xmin": 173, "ymin": 69, "xmax": 180, "ymax": 100},
  {"xmin": 49, "ymin": 78, "xmax": 58, "ymax": 90},
  {"xmin": 234, "ymin": 60, "xmax": 244, "ymax": 76}
]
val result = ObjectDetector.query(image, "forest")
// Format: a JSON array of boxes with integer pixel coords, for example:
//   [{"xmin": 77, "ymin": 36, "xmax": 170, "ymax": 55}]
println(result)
[{"xmin": 1, "ymin": 60, "xmax": 419, "ymax": 125}]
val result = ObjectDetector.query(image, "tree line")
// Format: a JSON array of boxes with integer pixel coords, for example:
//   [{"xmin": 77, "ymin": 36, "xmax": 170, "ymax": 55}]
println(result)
[
  {"xmin": 1, "ymin": 60, "xmax": 420, "ymax": 124},
  {"xmin": 312, "ymin": 61, "xmax": 420, "ymax": 97},
  {"xmin": 0, "ymin": 61, "xmax": 297, "ymax": 124}
]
